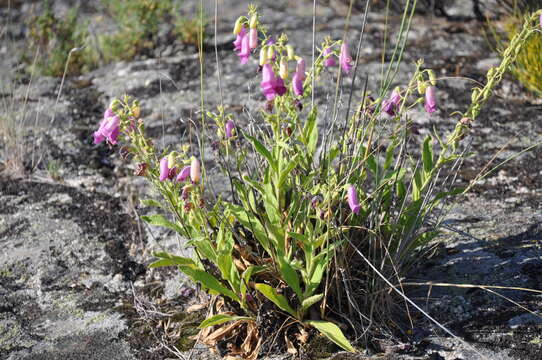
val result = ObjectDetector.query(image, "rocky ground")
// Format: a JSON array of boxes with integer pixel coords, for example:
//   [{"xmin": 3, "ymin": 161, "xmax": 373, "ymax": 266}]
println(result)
[{"xmin": 1, "ymin": 0, "xmax": 541, "ymax": 359}]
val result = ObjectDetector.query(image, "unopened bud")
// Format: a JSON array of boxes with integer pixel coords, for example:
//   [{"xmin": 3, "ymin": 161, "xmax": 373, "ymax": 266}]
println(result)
[
  {"xmin": 417, "ymin": 80, "xmax": 427, "ymax": 95},
  {"xmin": 249, "ymin": 15, "xmax": 257, "ymax": 29},
  {"xmin": 259, "ymin": 46, "xmax": 268, "ymax": 65},
  {"xmin": 428, "ymin": 69, "xmax": 437, "ymax": 86},
  {"xmin": 233, "ymin": 17, "xmax": 244, "ymax": 35},
  {"xmin": 132, "ymin": 105, "xmax": 140, "ymax": 118},
  {"xmin": 167, "ymin": 152, "xmax": 177, "ymax": 168},
  {"xmin": 279, "ymin": 58, "xmax": 288, "ymax": 79},
  {"xmin": 286, "ymin": 44, "xmax": 295, "ymax": 60},
  {"xmin": 190, "ymin": 157, "xmax": 201, "ymax": 183},
  {"xmin": 267, "ymin": 46, "xmax": 275, "ymax": 61}
]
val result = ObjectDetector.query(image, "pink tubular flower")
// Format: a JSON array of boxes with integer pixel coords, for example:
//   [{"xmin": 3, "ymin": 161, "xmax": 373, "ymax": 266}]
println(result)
[
  {"xmin": 225, "ymin": 119, "xmax": 235, "ymax": 138},
  {"xmin": 424, "ymin": 85, "xmax": 437, "ymax": 114},
  {"xmin": 94, "ymin": 109, "xmax": 120, "ymax": 145},
  {"xmin": 323, "ymin": 47, "xmax": 336, "ymax": 67},
  {"xmin": 249, "ymin": 28, "xmax": 258, "ymax": 49},
  {"xmin": 292, "ymin": 58, "xmax": 306, "ymax": 96},
  {"xmin": 260, "ymin": 63, "xmax": 287, "ymax": 100},
  {"xmin": 347, "ymin": 185, "xmax": 361, "ymax": 215},
  {"xmin": 176, "ymin": 166, "xmax": 191, "ymax": 182},
  {"xmin": 233, "ymin": 27, "xmax": 246, "ymax": 52},
  {"xmin": 382, "ymin": 90, "xmax": 401, "ymax": 116},
  {"xmin": 234, "ymin": 27, "xmax": 250, "ymax": 64},
  {"xmin": 296, "ymin": 58, "xmax": 306, "ymax": 81},
  {"xmin": 190, "ymin": 157, "xmax": 201, "ymax": 183},
  {"xmin": 339, "ymin": 43, "xmax": 353, "ymax": 74},
  {"xmin": 292, "ymin": 71, "xmax": 303, "ymax": 96},
  {"xmin": 159, "ymin": 157, "xmax": 170, "ymax": 181}
]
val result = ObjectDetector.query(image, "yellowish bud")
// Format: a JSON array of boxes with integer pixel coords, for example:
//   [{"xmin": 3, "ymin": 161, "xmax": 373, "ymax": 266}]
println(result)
[
  {"xmin": 259, "ymin": 46, "xmax": 268, "ymax": 65},
  {"xmin": 428, "ymin": 69, "xmax": 437, "ymax": 86},
  {"xmin": 249, "ymin": 15, "xmax": 257, "ymax": 29},
  {"xmin": 279, "ymin": 58, "xmax": 288, "ymax": 79},
  {"xmin": 417, "ymin": 80, "xmax": 427, "ymax": 95},
  {"xmin": 233, "ymin": 17, "xmax": 244, "ymax": 35},
  {"xmin": 286, "ymin": 44, "xmax": 295, "ymax": 60},
  {"xmin": 167, "ymin": 152, "xmax": 177, "ymax": 168},
  {"xmin": 132, "ymin": 105, "xmax": 140, "ymax": 118},
  {"xmin": 267, "ymin": 46, "xmax": 275, "ymax": 60}
]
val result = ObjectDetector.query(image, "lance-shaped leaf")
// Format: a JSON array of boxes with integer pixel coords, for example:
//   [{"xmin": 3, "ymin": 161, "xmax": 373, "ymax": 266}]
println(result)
[
  {"xmin": 306, "ymin": 320, "xmax": 356, "ymax": 352},
  {"xmin": 255, "ymin": 283, "xmax": 297, "ymax": 318}
]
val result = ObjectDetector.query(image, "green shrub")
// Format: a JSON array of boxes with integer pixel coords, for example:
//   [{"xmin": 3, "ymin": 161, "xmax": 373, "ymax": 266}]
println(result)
[
  {"xmin": 99, "ymin": 0, "xmax": 174, "ymax": 61},
  {"xmin": 24, "ymin": 5, "xmax": 95, "ymax": 76}
]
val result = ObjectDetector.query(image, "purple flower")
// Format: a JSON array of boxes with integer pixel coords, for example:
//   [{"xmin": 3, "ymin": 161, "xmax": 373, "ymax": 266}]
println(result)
[
  {"xmin": 234, "ymin": 27, "xmax": 250, "ymax": 64},
  {"xmin": 540, "ymin": 13, "xmax": 542, "ymax": 29},
  {"xmin": 296, "ymin": 58, "xmax": 306, "ymax": 81},
  {"xmin": 176, "ymin": 166, "xmax": 191, "ymax": 182},
  {"xmin": 292, "ymin": 58, "xmax": 305, "ymax": 96},
  {"xmin": 233, "ymin": 27, "xmax": 246, "ymax": 52},
  {"xmin": 323, "ymin": 47, "xmax": 336, "ymax": 67},
  {"xmin": 249, "ymin": 28, "xmax": 258, "ymax": 49},
  {"xmin": 347, "ymin": 185, "xmax": 361, "ymax": 215},
  {"xmin": 382, "ymin": 90, "xmax": 401, "ymax": 116},
  {"xmin": 292, "ymin": 71, "xmax": 303, "ymax": 96},
  {"xmin": 339, "ymin": 43, "xmax": 353, "ymax": 74},
  {"xmin": 225, "ymin": 119, "xmax": 235, "ymax": 138},
  {"xmin": 159, "ymin": 157, "xmax": 170, "ymax": 181},
  {"xmin": 261, "ymin": 64, "xmax": 287, "ymax": 100},
  {"xmin": 424, "ymin": 86, "xmax": 437, "ymax": 114},
  {"xmin": 94, "ymin": 109, "xmax": 120, "ymax": 145}
]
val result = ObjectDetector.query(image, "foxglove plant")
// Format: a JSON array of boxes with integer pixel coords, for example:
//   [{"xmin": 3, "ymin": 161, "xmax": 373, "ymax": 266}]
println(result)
[{"xmin": 93, "ymin": 5, "xmax": 542, "ymax": 359}]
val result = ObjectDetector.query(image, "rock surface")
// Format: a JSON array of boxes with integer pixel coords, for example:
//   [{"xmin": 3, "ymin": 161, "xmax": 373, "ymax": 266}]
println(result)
[{"xmin": 1, "ymin": 0, "xmax": 541, "ymax": 359}]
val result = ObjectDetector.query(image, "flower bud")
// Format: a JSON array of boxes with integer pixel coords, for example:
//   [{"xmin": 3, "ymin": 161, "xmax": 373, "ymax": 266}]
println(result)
[
  {"xmin": 347, "ymin": 185, "xmax": 361, "ymax": 215},
  {"xmin": 267, "ymin": 46, "xmax": 275, "ymax": 61},
  {"xmin": 249, "ymin": 14, "xmax": 257, "ymax": 29},
  {"xmin": 225, "ymin": 119, "xmax": 235, "ymax": 138},
  {"xmin": 428, "ymin": 69, "xmax": 437, "ymax": 86},
  {"xmin": 167, "ymin": 151, "xmax": 177, "ymax": 168},
  {"xmin": 132, "ymin": 105, "xmax": 140, "ymax": 118},
  {"xmin": 190, "ymin": 157, "xmax": 201, "ymax": 183},
  {"xmin": 279, "ymin": 58, "xmax": 288, "ymax": 79},
  {"xmin": 424, "ymin": 85, "xmax": 437, "ymax": 114},
  {"xmin": 286, "ymin": 44, "xmax": 295, "ymax": 60},
  {"xmin": 233, "ymin": 17, "xmax": 244, "ymax": 35},
  {"xmin": 259, "ymin": 46, "xmax": 268, "ymax": 65},
  {"xmin": 417, "ymin": 80, "xmax": 427, "ymax": 95}
]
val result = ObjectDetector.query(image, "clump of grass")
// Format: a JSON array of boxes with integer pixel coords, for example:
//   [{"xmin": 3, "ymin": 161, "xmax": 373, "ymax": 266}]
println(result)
[
  {"xmin": 23, "ymin": 4, "xmax": 95, "ymax": 77},
  {"xmin": 99, "ymin": 0, "xmax": 174, "ymax": 62}
]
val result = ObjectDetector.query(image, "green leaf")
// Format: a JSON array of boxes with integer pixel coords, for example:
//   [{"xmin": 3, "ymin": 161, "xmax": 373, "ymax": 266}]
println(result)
[
  {"xmin": 303, "ymin": 107, "xmax": 318, "ymax": 157},
  {"xmin": 254, "ymin": 283, "xmax": 297, "ymax": 318},
  {"xmin": 243, "ymin": 132, "xmax": 277, "ymax": 171},
  {"xmin": 140, "ymin": 199, "xmax": 163, "ymax": 208},
  {"xmin": 306, "ymin": 320, "xmax": 356, "ymax": 352},
  {"xmin": 422, "ymin": 136, "xmax": 434, "ymax": 174},
  {"xmin": 149, "ymin": 252, "xmax": 197, "ymax": 268},
  {"xmin": 141, "ymin": 214, "xmax": 183, "ymax": 234},
  {"xmin": 181, "ymin": 266, "xmax": 240, "ymax": 303},
  {"xmin": 198, "ymin": 314, "xmax": 253, "ymax": 328},
  {"xmin": 278, "ymin": 256, "xmax": 302, "ymax": 300},
  {"xmin": 301, "ymin": 293, "xmax": 323, "ymax": 311}
]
